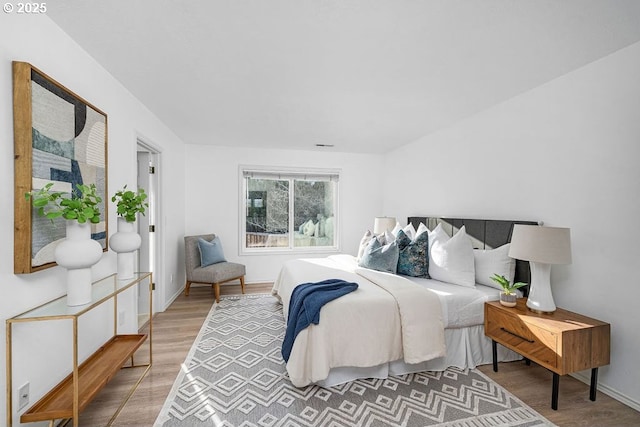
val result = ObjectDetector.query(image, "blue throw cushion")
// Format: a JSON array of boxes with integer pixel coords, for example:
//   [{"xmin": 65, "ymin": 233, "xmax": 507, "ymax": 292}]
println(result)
[
  {"xmin": 396, "ymin": 229, "xmax": 429, "ymax": 278},
  {"xmin": 358, "ymin": 236, "xmax": 399, "ymax": 274},
  {"xmin": 197, "ymin": 236, "xmax": 226, "ymax": 267}
]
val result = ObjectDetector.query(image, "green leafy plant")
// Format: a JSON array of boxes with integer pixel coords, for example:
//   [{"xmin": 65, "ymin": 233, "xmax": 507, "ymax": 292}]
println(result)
[
  {"xmin": 112, "ymin": 185, "xmax": 148, "ymax": 222},
  {"xmin": 25, "ymin": 182, "xmax": 102, "ymax": 224},
  {"xmin": 490, "ymin": 274, "xmax": 527, "ymax": 295}
]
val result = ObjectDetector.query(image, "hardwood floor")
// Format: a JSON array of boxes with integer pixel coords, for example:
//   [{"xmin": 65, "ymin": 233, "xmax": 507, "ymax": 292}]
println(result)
[
  {"xmin": 74, "ymin": 283, "xmax": 639, "ymax": 426},
  {"xmin": 477, "ymin": 363, "xmax": 640, "ymax": 426},
  {"xmin": 76, "ymin": 282, "xmax": 272, "ymax": 427}
]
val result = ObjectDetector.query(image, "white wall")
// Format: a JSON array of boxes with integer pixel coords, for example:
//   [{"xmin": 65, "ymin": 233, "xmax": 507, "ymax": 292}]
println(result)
[
  {"xmin": 0, "ymin": 14, "xmax": 186, "ymax": 425},
  {"xmin": 383, "ymin": 41, "xmax": 640, "ymax": 409},
  {"xmin": 184, "ymin": 145, "xmax": 383, "ymax": 283}
]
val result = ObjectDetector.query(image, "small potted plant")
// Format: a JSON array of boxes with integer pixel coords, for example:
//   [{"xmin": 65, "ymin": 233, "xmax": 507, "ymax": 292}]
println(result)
[
  {"xmin": 111, "ymin": 185, "xmax": 148, "ymax": 222},
  {"xmin": 26, "ymin": 182, "xmax": 102, "ymax": 224},
  {"xmin": 109, "ymin": 186, "xmax": 148, "ymax": 279},
  {"xmin": 25, "ymin": 182, "xmax": 103, "ymax": 306},
  {"xmin": 490, "ymin": 274, "xmax": 527, "ymax": 307}
]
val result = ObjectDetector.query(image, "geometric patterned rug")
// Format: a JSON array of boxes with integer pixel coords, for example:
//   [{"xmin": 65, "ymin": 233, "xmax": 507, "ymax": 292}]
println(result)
[{"xmin": 154, "ymin": 295, "xmax": 555, "ymax": 427}]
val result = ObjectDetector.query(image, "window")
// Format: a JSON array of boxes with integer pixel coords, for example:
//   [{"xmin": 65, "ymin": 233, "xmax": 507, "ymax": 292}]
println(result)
[{"xmin": 240, "ymin": 166, "xmax": 339, "ymax": 253}]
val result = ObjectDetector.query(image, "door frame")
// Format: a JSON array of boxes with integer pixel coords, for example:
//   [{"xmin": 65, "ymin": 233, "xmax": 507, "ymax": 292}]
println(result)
[{"xmin": 136, "ymin": 135, "xmax": 164, "ymax": 313}]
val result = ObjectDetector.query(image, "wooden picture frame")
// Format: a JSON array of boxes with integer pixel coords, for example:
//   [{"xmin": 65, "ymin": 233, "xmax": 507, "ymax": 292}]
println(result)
[{"xmin": 13, "ymin": 61, "xmax": 108, "ymax": 274}]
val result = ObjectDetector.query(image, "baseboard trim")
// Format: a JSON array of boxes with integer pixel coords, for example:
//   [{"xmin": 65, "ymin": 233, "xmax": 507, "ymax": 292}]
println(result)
[
  {"xmin": 163, "ymin": 286, "xmax": 184, "ymax": 311},
  {"xmin": 570, "ymin": 372, "xmax": 640, "ymax": 412}
]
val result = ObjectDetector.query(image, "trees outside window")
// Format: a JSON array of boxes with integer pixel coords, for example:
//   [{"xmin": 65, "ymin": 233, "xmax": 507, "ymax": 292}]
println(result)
[{"xmin": 241, "ymin": 167, "xmax": 339, "ymax": 252}]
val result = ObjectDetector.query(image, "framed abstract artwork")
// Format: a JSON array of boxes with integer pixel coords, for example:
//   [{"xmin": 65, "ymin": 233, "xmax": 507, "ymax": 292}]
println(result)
[{"xmin": 13, "ymin": 61, "xmax": 108, "ymax": 274}]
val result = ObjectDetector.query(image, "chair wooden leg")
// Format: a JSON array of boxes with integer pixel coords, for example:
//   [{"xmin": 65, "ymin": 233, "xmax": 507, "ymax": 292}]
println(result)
[
  {"xmin": 240, "ymin": 276, "xmax": 245, "ymax": 294},
  {"xmin": 185, "ymin": 281, "xmax": 192, "ymax": 296},
  {"xmin": 214, "ymin": 283, "xmax": 221, "ymax": 303}
]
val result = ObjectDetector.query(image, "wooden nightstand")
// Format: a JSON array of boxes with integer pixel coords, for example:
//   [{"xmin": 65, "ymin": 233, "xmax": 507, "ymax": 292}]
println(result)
[{"xmin": 484, "ymin": 298, "xmax": 610, "ymax": 410}]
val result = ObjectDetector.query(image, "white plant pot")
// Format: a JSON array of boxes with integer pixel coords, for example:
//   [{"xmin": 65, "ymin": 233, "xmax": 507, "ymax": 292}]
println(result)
[
  {"xmin": 109, "ymin": 217, "xmax": 142, "ymax": 280},
  {"xmin": 54, "ymin": 221, "xmax": 103, "ymax": 306}
]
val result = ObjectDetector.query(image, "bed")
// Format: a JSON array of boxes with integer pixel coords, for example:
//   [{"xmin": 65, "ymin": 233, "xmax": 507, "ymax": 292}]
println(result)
[{"xmin": 272, "ymin": 217, "xmax": 537, "ymax": 388}]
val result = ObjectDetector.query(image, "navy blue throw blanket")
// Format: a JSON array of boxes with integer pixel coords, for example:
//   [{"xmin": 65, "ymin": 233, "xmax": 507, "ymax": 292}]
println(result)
[{"xmin": 282, "ymin": 279, "xmax": 358, "ymax": 362}]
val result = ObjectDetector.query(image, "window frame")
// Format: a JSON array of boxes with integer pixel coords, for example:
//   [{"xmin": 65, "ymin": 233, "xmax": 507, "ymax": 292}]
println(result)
[{"xmin": 239, "ymin": 165, "xmax": 340, "ymax": 255}]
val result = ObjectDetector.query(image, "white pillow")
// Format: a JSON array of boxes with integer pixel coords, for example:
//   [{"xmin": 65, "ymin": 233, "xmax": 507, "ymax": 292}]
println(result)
[
  {"xmin": 357, "ymin": 230, "xmax": 373, "ymax": 261},
  {"xmin": 402, "ymin": 223, "xmax": 416, "ymax": 240},
  {"xmin": 375, "ymin": 229, "xmax": 396, "ymax": 244},
  {"xmin": 384, "ymin": 230, "xmax": 395, "ymax": 245},
  {"xmin": 415, "ymin": 222, "xmax": 428, "ymax": 238},
  {"xmin": 474, "ymin": 243, "xmax": 516, "ymax": 288},
  {"xmin": 391, "ymin": 222, "xmax": 402, "ymax": 236},
  {"xmin": 428, "ymin": 223, "xmax": 446, "ymax": 252},
  {"xmin": 429, "ymin": 225, "xmax": 476, "ymax": 288}
]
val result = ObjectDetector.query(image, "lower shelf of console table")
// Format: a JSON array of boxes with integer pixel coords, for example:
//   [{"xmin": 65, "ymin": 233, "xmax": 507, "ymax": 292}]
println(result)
[{"xmin": 21, "ymin": 334, "xmax": 148, "ymax": 423}]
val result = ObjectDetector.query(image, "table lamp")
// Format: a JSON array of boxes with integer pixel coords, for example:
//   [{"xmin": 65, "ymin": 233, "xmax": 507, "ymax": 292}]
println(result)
[
  {"xmin": 373, "ymin": 216, "xmax": 396, "ymax": 235},
  {"xmin": 508, "ymin": 224, "xmax": 572, "ymax": 313}
]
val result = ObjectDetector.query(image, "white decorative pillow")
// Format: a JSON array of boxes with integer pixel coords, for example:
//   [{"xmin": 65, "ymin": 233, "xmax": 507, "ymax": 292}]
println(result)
[
  {"xmin": 474, "ymin": 243, "xmax": 516, "ymax": 288},
  {"xmin": 391, "ymin": 222, "xmax": 402, "ymax": 236},
  {"xmin": 428, "ymin": 223, "xmax": 446, "ymax": 252},
  {"xmin": 429, "ymin": 225, "xmax": 476, "ymax": 288},
  {"xmin": 357, "ymin": 230, "xmax": 373, "ymax": 261},
  {"xmin": 415, "ymin": 222, "xmax": 428, "ymax": 238},
  {"xmin": 384, "ymin": 230, "xmax": 395, "ymax": 245},
  {"xmin": 390, "ymin": 223, "xmax": 421, "ymax": 240},
  {"xmin": 403, "ymin": 223, "xmax": 416, "ymax": 240}
]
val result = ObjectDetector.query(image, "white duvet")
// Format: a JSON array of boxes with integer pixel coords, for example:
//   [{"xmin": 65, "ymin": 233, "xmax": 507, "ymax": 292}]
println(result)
[{"xmin": 272, "ymin": 255, "xmax": 446, "ymax": 387}]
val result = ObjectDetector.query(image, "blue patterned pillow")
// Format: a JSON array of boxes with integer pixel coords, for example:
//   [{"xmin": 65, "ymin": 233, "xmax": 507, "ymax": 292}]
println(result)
[
  {"xmin": 198, "ymin": 236, "xmax": 226, "ymax": 267},
  {"xmin": 396, "ymin": 229, "xmax": 429, "ymax": 278},
  {"xmin": 358, "ymin": 237, "xmax": 399, "ymax": 274}
]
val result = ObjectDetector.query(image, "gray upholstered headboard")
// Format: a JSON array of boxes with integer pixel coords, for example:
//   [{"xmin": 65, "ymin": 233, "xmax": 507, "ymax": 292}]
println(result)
[{"xmin": 407, "ymin": 217, "xmax": 538, "ymax": 290}]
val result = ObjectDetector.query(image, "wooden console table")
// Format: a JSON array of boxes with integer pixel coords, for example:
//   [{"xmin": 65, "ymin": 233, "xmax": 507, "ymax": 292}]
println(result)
[
  {"xmin": 485, "ymin": 299, "xmax": 610, "ymax": 410},
  {"xmin": 5, "ymin": 272, "xmax": 153, "ymax": 427}
]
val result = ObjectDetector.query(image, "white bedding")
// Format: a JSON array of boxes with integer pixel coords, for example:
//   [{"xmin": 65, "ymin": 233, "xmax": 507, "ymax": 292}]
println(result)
[
  {"xmin": 404, "ymin": 276, "xmax": 506, "ymax": 328},
  {"xmin": 273, "ymin": 254, "xmax": 521, "ymax": 387},
  {"xmin": 289, "ymin": 254, "xmax": 508, "ymax": 328},
  {"xmin": 354, "ymin": 267, "xmax": 446, "ymax": 364},
  {"xmin": 273, "ymin": 255, "xmax": 446, "ymax": 387}
]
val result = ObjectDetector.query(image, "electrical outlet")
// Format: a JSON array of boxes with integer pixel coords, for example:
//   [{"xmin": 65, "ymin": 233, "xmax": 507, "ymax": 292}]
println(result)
[
  {"xmin": 170, "ymin": 274, "xmax": 174, "ymax": 284},
  {"xmin": 118, "ymin": 310, "xmax": 125, "ymax": 325},
  {"xmin": 18, "ymin": 382, "xmax": 29, "ymax": 410}
]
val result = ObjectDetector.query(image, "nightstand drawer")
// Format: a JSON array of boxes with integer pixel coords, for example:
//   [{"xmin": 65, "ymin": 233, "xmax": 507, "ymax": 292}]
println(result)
[{"xmin": 485, "ymin": 304, "xmax": 558, "ymax": 369}]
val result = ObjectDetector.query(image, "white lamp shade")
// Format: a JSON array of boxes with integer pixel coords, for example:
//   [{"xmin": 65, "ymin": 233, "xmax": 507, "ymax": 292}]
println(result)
[
  {"xmin": 374, "ymin": 217, "xmax": 396, "ymax": 235},
  {"xmin": 508, "ymin": 224, "xmax": 572, "ymax": 265},
  {"xmin": 508, "ymin": 224, "xmax": 571, "ymax": 313}
]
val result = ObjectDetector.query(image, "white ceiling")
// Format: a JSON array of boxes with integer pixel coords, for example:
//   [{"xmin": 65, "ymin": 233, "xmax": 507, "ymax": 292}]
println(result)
[{"xmin": 47, "ymin": 1, "xmax": 640, "ymax": 154}]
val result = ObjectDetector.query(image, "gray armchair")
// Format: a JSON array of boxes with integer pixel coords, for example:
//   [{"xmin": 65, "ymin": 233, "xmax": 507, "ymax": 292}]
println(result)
[{"xmin": 184, "ymin": 234, "xmax": 245, "ymax": 302}]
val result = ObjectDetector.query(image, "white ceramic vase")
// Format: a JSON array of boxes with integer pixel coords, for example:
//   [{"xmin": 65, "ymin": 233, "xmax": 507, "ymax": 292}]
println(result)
[
  {"xmin": 109, "ymin": 217, "xmax": 142, "ymax": 280},
  {"xmin": 54, "ymin": 221, "xmax": 103, "ymax": 306}
]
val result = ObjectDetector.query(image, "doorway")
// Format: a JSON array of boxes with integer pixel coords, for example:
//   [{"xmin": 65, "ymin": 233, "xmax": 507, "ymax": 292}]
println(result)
[{"xmin": 136, "ymin": 139, "xmax": 161, "ymax": 329}]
